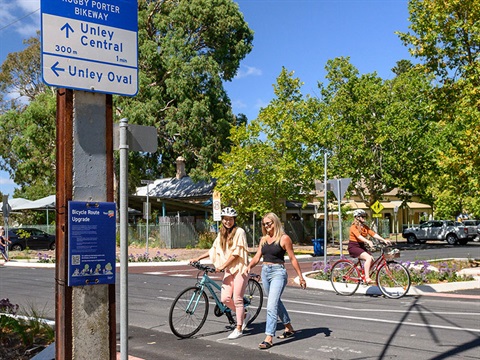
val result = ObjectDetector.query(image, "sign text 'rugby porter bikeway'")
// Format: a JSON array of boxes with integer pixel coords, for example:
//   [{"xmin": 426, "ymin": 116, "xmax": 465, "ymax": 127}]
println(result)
[{"xmin": 41, "ymin": 0, "xmax": 138, "ymax": 96}]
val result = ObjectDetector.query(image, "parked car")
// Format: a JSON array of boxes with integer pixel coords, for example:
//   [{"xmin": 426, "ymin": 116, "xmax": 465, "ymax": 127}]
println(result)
[
  {"xmin": 402, "ymin": 220, "xmax": 470, "ymax": 245},
  {"xmin": 7, "ymin": 227, "xmax": 56, "ymax": 251},
  {"xmin": 461, "ymin": 220, "xmax": 480, "ymax": 241}
]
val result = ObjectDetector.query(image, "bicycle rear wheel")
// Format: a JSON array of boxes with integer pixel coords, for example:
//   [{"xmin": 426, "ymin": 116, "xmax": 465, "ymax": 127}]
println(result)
[
  {"xmin": 376, "ymin": 262, "xmax": 411, "ymax": 299},
  {"xmin": 244, "ymin": 278, "xmax": 263, "ymax": 324},
  {"xmin": 330, "ymin": 260, "xmax": 361, "ymax": 296},
  {"xmin": 169, "ymin": 286, "xmax": 209, "ymax": 338}
]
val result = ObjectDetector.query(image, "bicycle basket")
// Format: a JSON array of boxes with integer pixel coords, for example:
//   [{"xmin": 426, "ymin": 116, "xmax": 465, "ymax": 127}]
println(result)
[{"xmin": 384, "ymin": 248, "xmax": 400, "ymax": 259}]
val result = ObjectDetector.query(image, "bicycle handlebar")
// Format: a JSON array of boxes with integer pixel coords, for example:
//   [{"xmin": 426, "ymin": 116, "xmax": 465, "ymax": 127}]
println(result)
[
  {"xmin": 189, "ymin": 261, "xmax": 216, "ymax": 273},
  {"xmin": 368, "ymin": 241, "xmax": 396, "ymax": 253},
  {"xmin": 189, "ymin": 261, "xmax": 260, "ymax": 279}
]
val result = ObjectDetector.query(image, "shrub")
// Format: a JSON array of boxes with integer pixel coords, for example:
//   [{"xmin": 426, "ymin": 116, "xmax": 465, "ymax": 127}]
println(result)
[
  {"xmin": 197, "ymin": 231, "xmax": 216, "ymax": 249},
  {"xmin": 125, "ymin": 251, "xmax": 178, "ymax": 262}
]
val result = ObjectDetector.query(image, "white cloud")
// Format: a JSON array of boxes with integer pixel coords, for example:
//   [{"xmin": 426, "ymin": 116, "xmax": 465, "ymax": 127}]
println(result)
[
  {"xmin": 18, "ymin": 0, "xmax": 40, "ymax": 13},
  {"xmin": 231, "ymin": 99, "xmax": 247, "ymax": 109},
  {"xmin": 0, "ymin": 177, "xmax": 15, "ymax": 185},
  {"xmin": 0, "ymin": 1, "xmax": 39, "ymax": 36},
  {"xmin": 235, "ymin": 65, "xmax": 262, "ymax": 79}
]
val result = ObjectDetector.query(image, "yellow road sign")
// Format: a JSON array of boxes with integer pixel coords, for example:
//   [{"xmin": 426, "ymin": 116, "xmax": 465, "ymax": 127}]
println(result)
[{"xmin": 371, "ymin": 200, "xmax": 384, "ymax": 214}]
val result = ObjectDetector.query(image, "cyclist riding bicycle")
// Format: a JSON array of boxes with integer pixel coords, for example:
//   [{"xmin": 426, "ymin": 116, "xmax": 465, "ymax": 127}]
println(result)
[{"xmin": 348, "ymin": 209, "xmax": 391, "ymax": 284}]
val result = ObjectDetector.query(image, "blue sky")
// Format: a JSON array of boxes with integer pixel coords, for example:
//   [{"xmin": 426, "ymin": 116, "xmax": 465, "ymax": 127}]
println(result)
[{"xmin": 0, "ymin": 0, "xmax": 413, "ymax": 197}]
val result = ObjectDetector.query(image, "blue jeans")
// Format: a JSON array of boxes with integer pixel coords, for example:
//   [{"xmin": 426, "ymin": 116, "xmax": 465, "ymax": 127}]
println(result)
[{"xmin": 261, "ymin": 264, "xmax": 290, "ymax": 336}]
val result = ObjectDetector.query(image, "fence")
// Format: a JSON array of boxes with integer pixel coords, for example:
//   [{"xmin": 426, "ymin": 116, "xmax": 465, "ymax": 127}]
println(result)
[{"xmin": 17, "ymin": 217, "xmax": 393, "ymax": 249}]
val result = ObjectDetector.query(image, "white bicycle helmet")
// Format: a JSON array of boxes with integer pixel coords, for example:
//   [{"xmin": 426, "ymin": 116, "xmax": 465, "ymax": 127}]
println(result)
[
  {"xmin": 221, "ymin": 207, "xmax": 238, "ymax": 217},
  {"xmin": 353, "ymin": 209, "xmax": 367, "ymax": 218}
]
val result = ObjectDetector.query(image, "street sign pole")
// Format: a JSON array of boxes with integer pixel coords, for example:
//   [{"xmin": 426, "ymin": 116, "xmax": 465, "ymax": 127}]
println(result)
[
  {"xmin": 141, "ymin": 180, "xmax": 154, "ymax": 254},
  {"xmin": 323, "ymin": 152, "xmax": 328, "ymax": 265},
  {"xmin": 2, "ymin": 195, "xmax": 10, "ymax": 259},
  {"xmin": 42, "ymin": 1, "xmax": 139, "ymax": 359},
  {"xmin": 119, "ymin": 118, "xmax": 129, "ymax": 360},
  {"xmin": 337, "ymin": 179, "xmax": 343, "ymax": 255},
  {"xmin": 394, "ymin": 205, "xmax": 399, "ymax": 244}
]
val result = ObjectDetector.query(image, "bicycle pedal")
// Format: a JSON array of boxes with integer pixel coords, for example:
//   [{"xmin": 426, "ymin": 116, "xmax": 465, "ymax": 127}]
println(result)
[{"xmin": 214, "ymin": 305, "xmax": 224, "ymax": 317}]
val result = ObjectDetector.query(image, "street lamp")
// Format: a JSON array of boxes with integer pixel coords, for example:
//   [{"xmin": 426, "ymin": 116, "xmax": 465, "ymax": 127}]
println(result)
[{"xmin": 141, "ymin": 180, "xmax": 154, "ymax": 254}]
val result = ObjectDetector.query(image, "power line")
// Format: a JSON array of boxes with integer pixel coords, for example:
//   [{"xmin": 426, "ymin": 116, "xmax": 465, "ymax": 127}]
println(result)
[{"xmin": 0, "ymin": 8, "xmax": 39, "ymax": 32}]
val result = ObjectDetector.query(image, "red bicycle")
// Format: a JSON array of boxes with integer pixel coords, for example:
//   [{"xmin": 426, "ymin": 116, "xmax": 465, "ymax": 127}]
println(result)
[{"xmin": 329, "ymin": 245, "xmax": 411, "ymax": 299}]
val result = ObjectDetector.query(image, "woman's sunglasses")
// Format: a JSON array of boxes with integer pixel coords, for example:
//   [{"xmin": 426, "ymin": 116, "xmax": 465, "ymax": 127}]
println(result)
[{"xmin": 262, "ymin": 221, "xmax": 273, "ymax": 227}]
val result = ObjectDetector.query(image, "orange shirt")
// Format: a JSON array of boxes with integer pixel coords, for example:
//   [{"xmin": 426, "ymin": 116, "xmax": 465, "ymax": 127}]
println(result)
[{"xmin": 349, "ymin": 223, "xmax": 376, "ymax": 242}]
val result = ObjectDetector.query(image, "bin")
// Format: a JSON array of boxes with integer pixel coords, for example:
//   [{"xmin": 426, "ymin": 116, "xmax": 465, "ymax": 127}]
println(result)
[{"xmin": 312, "ymin": 239, "xmax": 324, "ymax": 256}]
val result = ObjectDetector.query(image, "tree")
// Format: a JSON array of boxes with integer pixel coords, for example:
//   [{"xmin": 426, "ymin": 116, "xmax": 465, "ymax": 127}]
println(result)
[
  {"xmin": 397, "ymin": 0, "xmax": 480, "ymax": 217},
  {"xmin": 212, "ymin": 68, "xmax": 324, "ymax": 218},
  {"xmin": 0, "ymin": 92, "xmax": 57, "ymax": 198},
  {"xmin": 397, "ymin": 0, "xmax": 480, "ymax": 86},
  {"xmin": 114, "ymin": 0, "xmax": 254, "ymax": 182},
  {"xmin": 0, "ymin": 32, "xmax": 47, "ymax": 111},
  {"xmin": 0, "ymin": 0, "xmax": 253, "ymax": 198},
  {"xmin": 318, "ymin": 57, "xmax": 436, "ymax": 207}
]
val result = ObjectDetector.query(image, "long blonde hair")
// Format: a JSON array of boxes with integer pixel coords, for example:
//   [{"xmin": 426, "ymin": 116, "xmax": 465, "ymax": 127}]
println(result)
[{"xmin": 259, "ymin": 212, "xmax": 284, "ymax": 246}]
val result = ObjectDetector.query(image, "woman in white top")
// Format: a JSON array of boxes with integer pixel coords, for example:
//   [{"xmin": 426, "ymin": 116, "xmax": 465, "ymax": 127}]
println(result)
[{"xmin": 190, "ymin": 207, "xmax": 250, "ymax": 339}]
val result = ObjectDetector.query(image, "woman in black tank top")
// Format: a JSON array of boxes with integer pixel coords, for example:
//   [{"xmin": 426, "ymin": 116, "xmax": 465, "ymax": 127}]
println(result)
[{"xmin": 246, "ymin": 212, "xmax": 306, "ymax": 349}]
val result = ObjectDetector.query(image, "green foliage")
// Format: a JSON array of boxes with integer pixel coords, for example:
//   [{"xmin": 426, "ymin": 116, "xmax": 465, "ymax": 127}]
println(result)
[
  {"xmin": 0, "ymin": 32, "xmax": 47, "ymax": 111},
  {"xmin": 397, "ymin": 0, "xmax": 480, "ymax": 85},
  {"xmin": 397, "ymin": 0, "xmax": 480, "ymax": 216},
  {"xmin": 0, "ymin": 92, "xmax": 56, "ymax": 198},
  {"xmin": 212, "ymin": 68, "xmax": 323, "ymax": 217},
  {"xmin": 318, "ymin": 57, "xmax": 437, "ymax": 207},
  {"xmin": 0, "ymin": 301, "xmax": 54, "ymax": 351},
  {"xmin": 0, "ymin": 0, "xmax": 253, "ymax": 198},
  {"xmin": 114, "ymin": 0, "xmax": 254, "ymax": 182},
  {"xmin": 196, "ymin": 231, "xmax": 216, "ymax": 249}
]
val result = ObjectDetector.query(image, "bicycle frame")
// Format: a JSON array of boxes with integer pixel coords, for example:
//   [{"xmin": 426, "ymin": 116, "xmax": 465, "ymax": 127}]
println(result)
[
  {"xmin": 195, "ymin": 272, "xmax": 230, "ymax": 314},
  {"xmin": 353, "ymin": 253, "xmax": 387, "ymax": 281}
]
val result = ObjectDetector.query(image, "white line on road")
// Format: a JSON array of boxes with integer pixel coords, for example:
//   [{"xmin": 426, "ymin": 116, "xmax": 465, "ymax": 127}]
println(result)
[
  {"xmin": 288, "ymin": 309, "xmax": 480, "ymax": 333},
  {"xmin": 281, "ymin": 298, "xmax": 480, "ymax": 316}
]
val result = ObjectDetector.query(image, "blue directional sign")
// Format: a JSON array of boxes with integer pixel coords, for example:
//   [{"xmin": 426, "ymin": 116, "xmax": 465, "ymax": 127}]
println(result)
[
  {"xmin": 41, "ymin": 0, "xmax": 138, "ymax": 96},
  {"xmin": 68, "ymin": 201, "xmax": 116, "ymax": 286}
]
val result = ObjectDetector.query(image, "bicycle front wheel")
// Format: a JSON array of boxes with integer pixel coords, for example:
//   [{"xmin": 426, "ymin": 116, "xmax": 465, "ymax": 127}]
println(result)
[
  {"xmin": 244, "ymin": 278, "xmax": 263, "ymax": 324},
  {"xmin": 168, "ymin": 286, "xmax": 209, "ymax": 338},
  {"xmin": 330, "ymin": 260, "xmax": 361, "ymax": 296},
  {"xmin": 376, "ymin": 262, "xmax": 411, "ymax": 299}
]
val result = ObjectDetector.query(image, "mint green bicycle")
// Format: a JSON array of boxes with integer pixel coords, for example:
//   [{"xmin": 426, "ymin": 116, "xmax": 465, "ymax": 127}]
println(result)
[{"xmin": 168, "ymin": 261, "xmax": 263, "ymax": 338}]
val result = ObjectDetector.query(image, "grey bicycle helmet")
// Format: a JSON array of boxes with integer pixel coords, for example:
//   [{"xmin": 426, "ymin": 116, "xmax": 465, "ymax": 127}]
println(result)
[
  {"xmin": 353, "ymin": 209, "xmax": 367, "ymax": 218},
  {"xmin": 221, "ymin": 207, "xmax": 238, "ymax": 217}
]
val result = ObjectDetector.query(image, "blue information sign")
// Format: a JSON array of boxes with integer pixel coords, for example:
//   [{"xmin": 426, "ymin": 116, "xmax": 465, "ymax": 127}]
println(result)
[
  {"xmin": 41, "ymin": 0, "xmax": 138, "ymax": 31},
  {"xmin": 68, "ymin": 201, "xmax": 116, "ymax": 286},
  {"xmin": 40, "ymin": 0, "xmax": 138, "ymax": 96}
]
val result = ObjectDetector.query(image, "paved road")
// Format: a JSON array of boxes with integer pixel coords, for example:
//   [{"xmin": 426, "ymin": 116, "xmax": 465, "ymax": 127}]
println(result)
[{"xmin": 1, "ymin": 244, "xmax": 479, "ymax": 359}]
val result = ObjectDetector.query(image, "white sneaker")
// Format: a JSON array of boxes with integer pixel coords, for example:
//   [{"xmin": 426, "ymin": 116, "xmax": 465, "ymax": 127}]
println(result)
[
  {"xmin": 228, "ymin": 328, "xmax": 243, "ymax": 340},
  {"xmin": 242, "ymin": 312, "xmax": 252, "ymax": 331}
]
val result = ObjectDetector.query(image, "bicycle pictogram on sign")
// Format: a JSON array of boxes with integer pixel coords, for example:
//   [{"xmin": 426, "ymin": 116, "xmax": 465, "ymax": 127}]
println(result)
[{"xmin": 371, "ymin": 200, "xmax": 384, "ymax": 214}]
